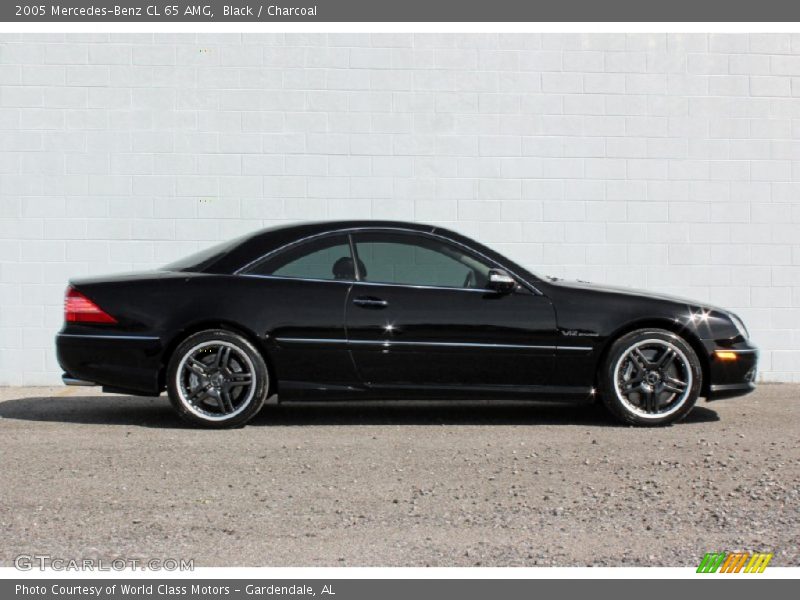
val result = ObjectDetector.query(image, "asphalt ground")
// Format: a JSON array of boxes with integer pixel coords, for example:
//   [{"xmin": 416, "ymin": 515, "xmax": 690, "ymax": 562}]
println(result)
[{"xmin": 0, "ymin": 384, "xmax": 797, "ymax": 566}]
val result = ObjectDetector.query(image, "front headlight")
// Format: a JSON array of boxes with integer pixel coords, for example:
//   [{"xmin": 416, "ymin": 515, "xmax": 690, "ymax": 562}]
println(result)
[{"xmin": 729, "ymin": 312, "xmax": 749, "ymax": 339}]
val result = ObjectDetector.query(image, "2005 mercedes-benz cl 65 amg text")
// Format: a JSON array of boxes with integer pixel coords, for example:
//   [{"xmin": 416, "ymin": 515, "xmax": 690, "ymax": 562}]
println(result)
[{"xmin": 57, "ymin": 220, "xmax": 757, "ymax": 428}]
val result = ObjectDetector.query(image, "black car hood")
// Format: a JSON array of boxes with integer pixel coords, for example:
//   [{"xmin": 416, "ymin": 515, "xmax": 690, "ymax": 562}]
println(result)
[{"xmin": 547, "ymin": 278, "xmax": 719, "ymax": 311}]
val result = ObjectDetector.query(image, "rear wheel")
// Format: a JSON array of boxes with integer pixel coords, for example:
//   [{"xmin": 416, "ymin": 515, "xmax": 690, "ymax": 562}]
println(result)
[
  {"xmin": 167, "ymin": 329, "xmax": 269, "ymax": 428},
  {"xmin": 600, "ymin": 329, "xmax": 702, "ymax": 426}
]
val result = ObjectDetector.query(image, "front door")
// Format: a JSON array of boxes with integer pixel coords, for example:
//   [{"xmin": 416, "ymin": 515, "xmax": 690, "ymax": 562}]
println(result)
[{"xmin": 345, "ymin": 230, "xmax": 557, "ymax": 391}]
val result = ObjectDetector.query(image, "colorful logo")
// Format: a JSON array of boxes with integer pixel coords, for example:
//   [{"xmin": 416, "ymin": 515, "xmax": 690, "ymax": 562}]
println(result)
[{"xmin": 697, "ymin": 552, "xmax": 773, "ymax": 573}]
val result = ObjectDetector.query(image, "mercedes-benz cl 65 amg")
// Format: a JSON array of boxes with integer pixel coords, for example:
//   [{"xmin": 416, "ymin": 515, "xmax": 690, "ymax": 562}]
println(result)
[{"xmin": 56, "ymin": 220, "xmax": 757, "ymax": 428}]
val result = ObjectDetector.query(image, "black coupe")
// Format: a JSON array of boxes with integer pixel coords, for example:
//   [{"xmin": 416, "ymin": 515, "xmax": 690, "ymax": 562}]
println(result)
[{"xmin": 57, "ymin": 220, "xmax": 757, "ymax": 428}]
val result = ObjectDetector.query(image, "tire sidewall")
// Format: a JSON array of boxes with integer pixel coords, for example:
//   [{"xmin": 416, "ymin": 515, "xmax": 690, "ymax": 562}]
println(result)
[
  {"xmin": 601, "ymin": 329, "xmax": 702, "ymax": 426},
  {"xmin": 167, "ymin": 329, "xmax": 269, "ymax": 428}
]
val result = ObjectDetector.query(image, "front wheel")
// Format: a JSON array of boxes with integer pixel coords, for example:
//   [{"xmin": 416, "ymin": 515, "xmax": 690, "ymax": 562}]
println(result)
[
  {"xmin": 599, "ymin": 329, "xmax": 702, "ymax": 426},
  {"xmin": 167, "ymin": 329, "xmax": 269, "ymax": 428}
]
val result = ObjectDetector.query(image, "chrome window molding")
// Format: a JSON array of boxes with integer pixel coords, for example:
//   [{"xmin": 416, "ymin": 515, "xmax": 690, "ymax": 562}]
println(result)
[
  {"xmin": 234, "ymin": 228, "xmax": 364, "ymax": 276},
  {"xmin": 234, "ymin": 226, "xmax": 543, "ymax": 295},
  {"xmin": 238, "ymin": 273, "xmax": 354, "ymax": 286},
  {"xmin": 240, "ymin": 273, "xmax": 500, "ymax": 294},
  {"xmin": 351, "ymin": 280, "xmax": 497, "ymax": 294},
  {"xmin": 240, "ymin": 272, "xmax": 527, "ymax": 295}
]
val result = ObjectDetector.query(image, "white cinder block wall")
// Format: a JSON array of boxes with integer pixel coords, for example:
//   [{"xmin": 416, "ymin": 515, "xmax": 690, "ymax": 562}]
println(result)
[{"xmin": 1, "ymin": 33, "xmax": 799, "ymax": 385}]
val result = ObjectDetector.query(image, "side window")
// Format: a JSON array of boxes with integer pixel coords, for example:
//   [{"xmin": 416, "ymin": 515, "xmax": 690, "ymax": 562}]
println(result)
[
  {"xmin": 245, "ymin": 234, "xmax": 355, "ymax": 281},
  {"xmin": 353, "ymin": 232, "xmax": 492, "ymax": 289}
]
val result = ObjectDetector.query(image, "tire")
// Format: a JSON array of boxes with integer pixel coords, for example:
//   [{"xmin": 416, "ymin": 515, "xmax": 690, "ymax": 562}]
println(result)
[
  {"xmin": 167, "ymin": 329, "xmax": 269, "ymax": 428},
  {"xmin": 599, "ymin": 328, "xmax": 702, "ymax": 427}
]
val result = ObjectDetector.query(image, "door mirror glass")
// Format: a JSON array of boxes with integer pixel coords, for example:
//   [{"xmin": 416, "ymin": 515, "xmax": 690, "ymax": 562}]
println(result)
[{"xmin": 486, "ymin": 268, "xmax": 516, "ymax": 293}]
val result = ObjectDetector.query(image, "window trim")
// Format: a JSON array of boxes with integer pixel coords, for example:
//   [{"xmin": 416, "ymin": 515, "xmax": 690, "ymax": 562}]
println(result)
[
  {"xmin": 235, "ymin": 227, "xmax": 541, "ymax": 295},
  {"xmin": 348, "ymin": 232, "xmax": 360, "ymax": 280},
  {"xmin": 350, "ymin": 229, "xmax": 493, "ymax": 291},
  {"xmin": 237, "ymin": 231, "xmax": 355, "ymax": 283},
  {"xmin": 237, "ymin": 273, "xmax": 355, "ymax": 286}
]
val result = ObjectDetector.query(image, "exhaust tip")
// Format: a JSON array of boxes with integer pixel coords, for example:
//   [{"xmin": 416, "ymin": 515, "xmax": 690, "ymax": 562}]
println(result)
[{"xmin": 62, "ymin": 374, "xmax": 97, "ymax": 387}]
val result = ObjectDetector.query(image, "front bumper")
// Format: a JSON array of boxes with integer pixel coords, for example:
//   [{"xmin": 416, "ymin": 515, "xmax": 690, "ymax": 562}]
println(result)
[{"xmin": 704, "ymin": 342, "xmax": 758, "ymax": 401}]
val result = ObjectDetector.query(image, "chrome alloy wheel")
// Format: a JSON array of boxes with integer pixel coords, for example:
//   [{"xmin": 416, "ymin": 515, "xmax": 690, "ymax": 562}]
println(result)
[
  {"xmin": 613, "ymin": 338, "xmax": 693, "ymax": 419},
  {"xmin": 175, "ymin": 340, "xmax": 257, "ymax": 421}
]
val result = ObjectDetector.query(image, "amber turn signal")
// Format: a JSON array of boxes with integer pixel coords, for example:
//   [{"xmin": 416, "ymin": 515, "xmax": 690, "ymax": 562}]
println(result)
[{"xmin": 715, "ymin": 351, "xmax": 738, "ymax": 361}]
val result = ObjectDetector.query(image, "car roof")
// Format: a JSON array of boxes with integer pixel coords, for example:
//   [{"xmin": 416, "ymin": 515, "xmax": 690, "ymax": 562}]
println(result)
[
  {"xmin": 206, "ymin": 220, "xmax": 438, "ymax": 273},
  {"xmin": 263, "ymin": 219, "xmax": 435, "ymax": 237},
  {"xmin": 197, "ymin": 219, "xmax": 541, "ymax": 288}
]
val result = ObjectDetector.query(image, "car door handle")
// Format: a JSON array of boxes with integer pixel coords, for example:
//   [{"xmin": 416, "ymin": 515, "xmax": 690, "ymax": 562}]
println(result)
[{"xmin": 353, "ymin": 296, "xmax": 389, "ymax": 309}]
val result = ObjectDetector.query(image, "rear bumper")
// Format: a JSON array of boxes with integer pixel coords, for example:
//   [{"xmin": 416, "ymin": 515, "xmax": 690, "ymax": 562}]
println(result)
[
  {"xmin": 56, "ymin": 331, "xmax": 164, "ymax": 395},
  {"xmin": 704, "ymin": 341, "xmax": 758, "ymax": 401}
]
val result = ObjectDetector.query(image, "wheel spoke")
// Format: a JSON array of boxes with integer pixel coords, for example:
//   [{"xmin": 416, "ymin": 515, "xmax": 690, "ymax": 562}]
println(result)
[
  {"xmin": 662, "ymin": 375, "xmax": 687, "ymax": 394},
  {"xmin": 621, "ymin": 376, "xmax": 643, "ymax": 394},
  {"xmin": 631, "ymin": 348, "xmax": 652, "ymax": 371},
  {"xmin": 219, "ymin": 388, "xmax": 235, "ymax": 413},
  {"xmin": 222, "ymin": 346, "xmax": 232, "ymax": 369},
  {"xmin": 188, "ymin": 383, "xmax": 210, "ymax": 401},
  {"xmin": 227, "ymin": 373, "xmax": 252, "ymax": 388},
  {"xmin": 214, "ymin": 346, "xmax": 231, "ymax": 369},
  {"xmin": 655, "ymin": 347, "xmax": 676, "ymax": 370},
  {"xmin": 642, "ymin": 388, "xmax": 657, "ymax": 413},
  {"xmin": 186, "ymin": 358, "xmax": 208, "ymax": 376}
]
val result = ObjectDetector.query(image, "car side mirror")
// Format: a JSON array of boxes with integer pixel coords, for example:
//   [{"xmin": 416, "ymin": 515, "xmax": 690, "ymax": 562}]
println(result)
[{"xmin": 486, "ymin": 268, "xmax": 516, "ymax": 294}]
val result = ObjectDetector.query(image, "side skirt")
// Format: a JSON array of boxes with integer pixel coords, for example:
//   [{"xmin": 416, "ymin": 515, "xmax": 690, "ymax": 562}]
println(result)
[{"xmin": 278, "ymin": 380, "xmax": 595, "ymax": 403}]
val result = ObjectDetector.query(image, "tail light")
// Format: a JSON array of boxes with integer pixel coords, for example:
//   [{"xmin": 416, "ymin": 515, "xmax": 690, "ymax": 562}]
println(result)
[{"xmin": 64, "ymin": 286, "xmax": 117, "ymax": 324}]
